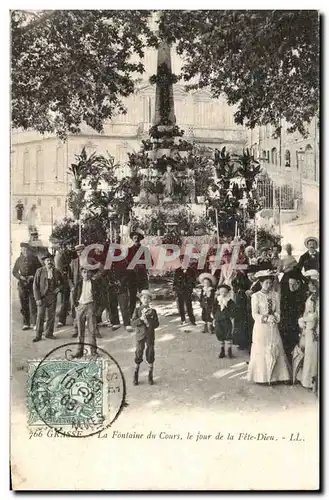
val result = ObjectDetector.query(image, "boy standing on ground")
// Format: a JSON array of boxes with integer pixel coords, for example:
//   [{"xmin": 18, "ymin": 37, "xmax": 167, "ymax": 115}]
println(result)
[{"xmin": 132, "ymin": 290, "xmax": 159, "ymax": 386}]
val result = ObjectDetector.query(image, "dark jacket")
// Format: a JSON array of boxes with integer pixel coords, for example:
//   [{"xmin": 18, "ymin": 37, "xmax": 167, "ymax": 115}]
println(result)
[
  {"xmin": 33, "ymin": 267, "xmax": 64, "ymax": 301},
  {"xmin": 213, "ymin": 298, "xmax": 236, "ymax": 319},
  {"xmin": 297, "ymin": 251, "xmax": 320, "ymax": 272},
  {"xmin": 173, "ymin": 267, "xmax": 197, "ymax": 295},
  {"xmin": 132, "ymin": 305, "xmax": 159, "ymax": 341},
  {"xmin": 200, "ymin": 287, "xmax": 215, "ymax": 309},
  {"xmin": 13, "ymin": 254, "xmax": 41, "ymax": 285},
  {"xmin": 54, "ymin": 249, "xmax": 73, "ymax": 279},
  {"xmin": 127, "ymin": 244, "xmax": 153, "ymax": 285},
  {"xmin": 72, "ymin": 277, "xmax": 103, "ymax": 308}
]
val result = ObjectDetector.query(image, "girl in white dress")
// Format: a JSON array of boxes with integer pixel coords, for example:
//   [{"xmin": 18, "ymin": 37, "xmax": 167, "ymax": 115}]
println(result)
[{"xmin": 248, "ymin": 270, "xmax": 291, "ymax": 384}]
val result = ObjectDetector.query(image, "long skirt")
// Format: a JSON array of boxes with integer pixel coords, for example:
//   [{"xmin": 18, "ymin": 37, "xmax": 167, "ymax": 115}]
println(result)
[{"xmin": 248, "ymin": 320, "xmax": 291, "ymax": 383}]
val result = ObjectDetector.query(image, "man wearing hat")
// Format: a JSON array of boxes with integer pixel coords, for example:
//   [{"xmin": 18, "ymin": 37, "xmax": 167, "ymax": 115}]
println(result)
[
  {"xmin": 13, "ymin": 242, "xmax": 42, "ymax": 330},
  {"xmin": 33, "ymin": 253, "xmax": 64, "ymax": 342},
  {"xmin": 297, "ymin": 237, "xmax": 320, "ymax": 273},
  {"xmin": 127, "ymin": 228, "xmax": 152, "ymax": 317}
]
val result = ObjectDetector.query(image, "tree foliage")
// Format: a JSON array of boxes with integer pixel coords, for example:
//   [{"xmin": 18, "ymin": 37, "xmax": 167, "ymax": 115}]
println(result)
[
  {"xmin": 158, "ymin": 10, "xmax": 319, "ymax": 136},
  {"xmin": 11, "ymin": 10, "xmax": 156, "ymax": 139},
  {"xmin": 12, "ymin": 10, "xmax": 319, "ymax": 138}
]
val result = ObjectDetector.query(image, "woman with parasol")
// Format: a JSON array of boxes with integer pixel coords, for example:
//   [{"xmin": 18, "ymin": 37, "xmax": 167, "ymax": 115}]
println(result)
[{"xmin": 247, "ymin": 270, "xmax": 291, "ymax": 384}]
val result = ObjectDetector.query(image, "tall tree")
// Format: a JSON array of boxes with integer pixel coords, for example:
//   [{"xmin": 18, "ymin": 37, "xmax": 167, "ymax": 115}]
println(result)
[
  {"xmin": 158, "ymin": 10, "xmax": 319, "ymax": 136},
  {"xmin": 11, "ymin": 10, "xmax": 156, "ymax": 139}
]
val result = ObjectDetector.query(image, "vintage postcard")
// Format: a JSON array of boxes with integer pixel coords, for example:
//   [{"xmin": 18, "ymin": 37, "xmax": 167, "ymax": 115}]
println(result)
[{"xmin": 10, "ymin": 9, "xmax": 320, "ymax": 490}]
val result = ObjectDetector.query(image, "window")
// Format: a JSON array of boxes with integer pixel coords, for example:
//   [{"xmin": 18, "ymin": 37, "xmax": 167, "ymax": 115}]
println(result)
[
  {"xmin": 266, "ymin": 124, "xmax": 272, "ymax": 138},
  {"xmin": 57, "ymin": 198, "xmax": 61, "ymax": 207},
  {"xmin": 285, "ymin": 150, "xmax": 291, "ymax": 167},
  {"xmin": 37, "ymin": 198, "xmax": 41, "ymax": 206},
  {"xmin": 262, "ymin": 150, "xmax": 267, "ymax": 161},
  {"xmin": 36, "ymin": 147, "xmax": 44, "ymax": 183},
  {"xmin": 267, "ymin": 150, "xmax": 270, "ymax": 161},
  {"xmin": 23, "ymin": 149, "xmax": 30, "ymax": 184},
  {"xmin": 271, "ymin": 147, "xmax": 277, "ymax": 165}
]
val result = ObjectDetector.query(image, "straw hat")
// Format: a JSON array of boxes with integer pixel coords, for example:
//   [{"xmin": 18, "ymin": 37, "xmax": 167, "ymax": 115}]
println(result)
[
  {"xmin": 254, "ymin": 269, "xmax": 276, "ymax": 280},
  {"xmin": 198, "ymin": 273, "xmax": 217, "ymax": 286},
  {"xmin": 304, "ymin": 236, "xmax": 319, "ymax": 249}
]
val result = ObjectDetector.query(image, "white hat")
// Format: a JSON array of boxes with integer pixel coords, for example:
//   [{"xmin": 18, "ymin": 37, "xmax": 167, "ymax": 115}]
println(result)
[
  {"xmin": 304, "ymin": 236, "xmax": 319, "ymax": 249},
  {"xmin": 198, "ymin": 273, "xmax": 217, "ymax": 286},
  {"xmin": 254, "ymin": 270, "xmax": 276, "ymax": 279},
  {"xmin": 139, "ymin": 289, "xmax": 152, "ymax": 298}
]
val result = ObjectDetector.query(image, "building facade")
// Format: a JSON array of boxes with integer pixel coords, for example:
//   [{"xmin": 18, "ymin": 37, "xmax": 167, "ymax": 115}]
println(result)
[
  {"xmin": 11, "ymin": 46, "xmax": 247, "ymax": 224},
  {"xmin": 246, "ymin": 117, "xmax": 319, "ymax": 184}
]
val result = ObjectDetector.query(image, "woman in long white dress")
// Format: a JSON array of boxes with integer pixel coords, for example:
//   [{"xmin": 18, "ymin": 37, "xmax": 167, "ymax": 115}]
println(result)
[
  {"xmin": 295, "ymin": 271, "xmax": 319, "ymax": 390},
  {"xmin": 247, "ymin": 270, "xmax": 291, "ymax": 384}
]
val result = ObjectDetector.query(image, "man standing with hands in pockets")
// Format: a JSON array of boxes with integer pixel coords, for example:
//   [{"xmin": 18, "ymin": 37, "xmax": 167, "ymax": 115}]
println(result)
[{"xmin": 33, "ymin": 254, "xmax": 64, "ymax": 342}]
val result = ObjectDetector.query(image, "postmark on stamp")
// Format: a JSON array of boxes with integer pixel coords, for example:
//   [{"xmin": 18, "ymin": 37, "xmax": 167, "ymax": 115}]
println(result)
[{"xmin": 28, "ymin": 343, "xmax": 126, "ymax": 437}]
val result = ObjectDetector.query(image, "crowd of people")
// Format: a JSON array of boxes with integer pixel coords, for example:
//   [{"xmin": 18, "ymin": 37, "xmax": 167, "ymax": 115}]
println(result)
[{"xmin": 12, "ymin": 229, "xmax": 320, "ymax": 391}]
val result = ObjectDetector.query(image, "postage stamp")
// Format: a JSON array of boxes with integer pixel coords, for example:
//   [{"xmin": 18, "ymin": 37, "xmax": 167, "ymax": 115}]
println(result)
[{"xmin": 28, "ymin": 343, "xmax": 126, "ymax": 438}]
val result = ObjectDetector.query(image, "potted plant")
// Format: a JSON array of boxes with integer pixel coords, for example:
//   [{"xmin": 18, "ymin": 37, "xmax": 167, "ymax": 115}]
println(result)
[{"xmin": 177, "ymin": 140, "xmax": 194, "ymax": 159}]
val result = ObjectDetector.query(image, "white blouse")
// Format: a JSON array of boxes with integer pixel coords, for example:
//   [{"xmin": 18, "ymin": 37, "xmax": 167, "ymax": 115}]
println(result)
[{"xmin": 251, "ymin": 290, "xmax": 280, "ymax": 323}]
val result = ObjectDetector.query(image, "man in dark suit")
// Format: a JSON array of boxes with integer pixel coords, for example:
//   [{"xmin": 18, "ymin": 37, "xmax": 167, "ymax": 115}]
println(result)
[
  {"xmin": 12, "ymin": 242, "xmax": 41, "ymax": 330},
  {"xmin": 127, "ymin": 228, "xmax": 152, "ymax": 317},
  {"xmin": 33, "ymin": 254, "xmax": 64, "ymax": 342},
  {"xmin": 297, "ymin": 237, "xmax": 320, "ymax": 273}
]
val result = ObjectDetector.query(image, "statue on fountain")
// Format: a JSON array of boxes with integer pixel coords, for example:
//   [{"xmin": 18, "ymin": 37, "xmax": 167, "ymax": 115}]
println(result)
[{"xmin": 162, "ymin": 165, "xmax": 177, "ymax": 202}]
